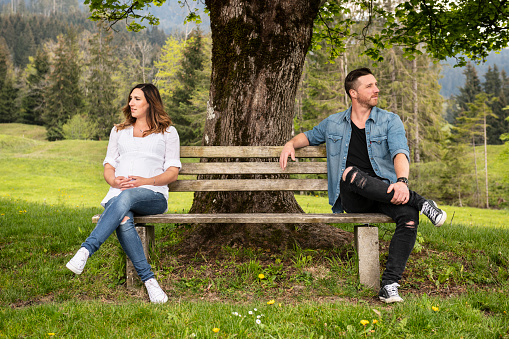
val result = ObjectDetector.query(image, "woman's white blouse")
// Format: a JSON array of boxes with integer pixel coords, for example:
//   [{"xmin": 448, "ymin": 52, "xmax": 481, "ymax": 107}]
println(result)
[{"xmin": 101, "ymin": 125, "xmax": 181, "ymax": 208}]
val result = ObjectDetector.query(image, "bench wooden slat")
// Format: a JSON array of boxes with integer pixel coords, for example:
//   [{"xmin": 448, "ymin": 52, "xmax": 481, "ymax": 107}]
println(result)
[
  {"xmin": 168, "ymin": 179, "xmax": 328, "ymax": 191},
  {"xmin": 180, "ymin": 146, "xmax": 326, "ymax": 158},
  {"xmin": 180, "ymin": 162, "xmax": 327, "ymax": 175},
  {"xmin": 92, "ymin": 213, "xmax": 394, "ymax": 224}
]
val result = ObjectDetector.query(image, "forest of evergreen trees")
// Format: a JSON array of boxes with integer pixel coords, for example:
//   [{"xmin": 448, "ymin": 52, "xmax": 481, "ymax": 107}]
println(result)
[
  {"xmin": 0, "ymin": 7, "xmax": 508, "ymax": 208},
  {"xmin": 0, "ymin": 10, "xmax": 177, "ymax": 140},
  {"xmin": 440, "ymin": 50, "xmax": 509, "ymax": 98}
]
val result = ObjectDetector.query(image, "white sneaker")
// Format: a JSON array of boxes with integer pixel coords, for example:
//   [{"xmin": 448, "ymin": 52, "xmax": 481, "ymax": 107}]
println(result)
[
  {"xmin": 421, "ymin": 200, "xmax": 447, "ymax": 227},
  {"xmin": 379, "ymin": 282, "xmax": 404, "ymax": 303},
  {"xmin": 145, "ymin": 278, "xmax": 168, "ymax": 304},
  {"xmin": 66, "ymin": 247, "xmax": 89, "ymax": 274}
]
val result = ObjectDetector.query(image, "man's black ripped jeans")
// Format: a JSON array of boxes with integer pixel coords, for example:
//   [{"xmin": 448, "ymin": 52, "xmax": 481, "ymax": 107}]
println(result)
[{"xmin": 339, "ymin": 166, "xmax": 427, "ymax": 286}]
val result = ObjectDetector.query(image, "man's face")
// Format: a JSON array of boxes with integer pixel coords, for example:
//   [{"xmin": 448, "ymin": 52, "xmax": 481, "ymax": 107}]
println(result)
[{"xmin": 351, "ymin": 74, "xmax": 379, "ymax": 109}]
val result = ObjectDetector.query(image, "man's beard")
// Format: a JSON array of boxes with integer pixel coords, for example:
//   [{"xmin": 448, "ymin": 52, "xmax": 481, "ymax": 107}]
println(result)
[{"xmin": 357, "ymin": 95, "xmax": 378, "ymax": 109}]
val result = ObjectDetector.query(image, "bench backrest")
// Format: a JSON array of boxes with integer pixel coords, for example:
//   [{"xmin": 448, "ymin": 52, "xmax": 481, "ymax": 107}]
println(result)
[{"xmin": 168, "ymin": 146, "xmax": 327, "ymax": 192}]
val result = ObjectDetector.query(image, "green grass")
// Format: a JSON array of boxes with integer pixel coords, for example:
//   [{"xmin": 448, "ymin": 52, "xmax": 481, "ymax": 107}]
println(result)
[
  {"xmin": 0, "ymin": 123, "xmax": 47, "ymax": 141},
  {"xmin": 2, "ymin": 295, "xmax": 508, "ymax": 338},
  {"xmin": 411, "ymin": 143, "xmax": 509, "ymax": 208},
  {"xmin": 0, "ymin": 123, "xmax": 109, "ymax": 207},
  {"xmin": 2, "ymin": 197, "xmax": 509, "ymax": 338},
  {"xmin": 2, "ymin": 123, "xmax": 509, "ymax": 338}
]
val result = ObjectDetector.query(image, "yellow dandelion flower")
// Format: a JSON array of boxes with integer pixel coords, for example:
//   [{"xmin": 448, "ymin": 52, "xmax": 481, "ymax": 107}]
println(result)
[
  {"xmin": 360, "ymin": 319, "xmax": 369, "ymax": 326},
  {"xmin": 47, "ymin": 334, "xmax": 55, "ymax": 336},
  {"xmin": 267, "ymin": 299, "xmax": 275, "ymax": 305},
  {"xmin": 258, "ymin": 273, "xmax": 265, "ymax": 279},
  {"xmin": 432, "ymin": 306, "xmax": 439, "ymax": 312},
  {"xmin": 372, "ymin": 319, "xmax": 378, "ymax": 324},
  {"xmin": 278, "ymin": 303, "xmax": 282, "ymax": 307},
  {"xmin": 212, "ymin": 328, "xmax": 220, "ymax": 333}
]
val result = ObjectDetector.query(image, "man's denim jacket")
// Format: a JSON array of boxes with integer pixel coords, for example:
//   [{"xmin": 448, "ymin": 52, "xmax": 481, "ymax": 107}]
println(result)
[{"xmin": 303, "ymin": 106, "xmax": 410, "ymax": 213}]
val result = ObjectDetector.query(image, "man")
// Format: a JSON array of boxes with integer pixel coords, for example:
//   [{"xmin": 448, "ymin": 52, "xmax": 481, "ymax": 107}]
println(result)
[{"xmin": 279, "ymin": 67, "xmax": 446, "ymax": 303}]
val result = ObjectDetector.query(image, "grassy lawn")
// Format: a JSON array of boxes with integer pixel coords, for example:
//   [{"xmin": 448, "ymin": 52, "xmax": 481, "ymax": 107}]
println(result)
[
  {"xmin": 3, "ymin": 295, "xmax": 508, "ymax": 338},
  {"xmin": 1, "ymin": 124, "xmax": 509, "ymax": 338},
  {"xmin": 1, "ymin": 197, "xmax": 509, "ymax": 338}
]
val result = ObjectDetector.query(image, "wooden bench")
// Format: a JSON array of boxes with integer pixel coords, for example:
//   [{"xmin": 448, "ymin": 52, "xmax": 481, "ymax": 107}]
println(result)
[{"xmin": 93, "ymin": 146, "xmax": 394, "ymax": 290}]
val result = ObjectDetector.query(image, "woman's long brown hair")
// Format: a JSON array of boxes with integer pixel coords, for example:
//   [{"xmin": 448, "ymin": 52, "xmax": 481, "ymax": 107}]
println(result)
[{"xmin": 116, "ymin": 84, "xmax": 173, "ymax": 136}]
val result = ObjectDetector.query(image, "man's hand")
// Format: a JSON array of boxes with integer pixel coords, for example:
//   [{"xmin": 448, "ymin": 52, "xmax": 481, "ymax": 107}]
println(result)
[
  {"xmin": 279, "ymin": 142, "xmax": 296, "ymax": 170},
  {"xmin": 279, "ymin": 133, "xmax": 310, "ymax": 170},
  {"xmin": 387, "ymin": 181, "xmax": 409, "ymax": 205}
]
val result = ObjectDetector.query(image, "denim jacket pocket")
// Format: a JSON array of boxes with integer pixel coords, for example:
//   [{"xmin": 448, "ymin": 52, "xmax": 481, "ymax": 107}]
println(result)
[
  {"xmin": 369, "ymin": 135, "xmax": 390, "ymax": 158},
  {"xmin": 326, "ymin": 134, "xmax": 343, "ymax": 156}
]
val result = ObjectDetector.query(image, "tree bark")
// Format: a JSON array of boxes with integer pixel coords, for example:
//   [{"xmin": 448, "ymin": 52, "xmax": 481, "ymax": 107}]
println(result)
[{"xmin": 178, "ymin": 0, "xmax": 353, "ymax": 254}]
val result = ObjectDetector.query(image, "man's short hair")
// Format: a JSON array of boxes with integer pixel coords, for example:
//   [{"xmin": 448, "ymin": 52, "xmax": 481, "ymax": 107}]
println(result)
[{"xmin": 344, "ymin": 68, "xmax": 373, "ymax": 99}]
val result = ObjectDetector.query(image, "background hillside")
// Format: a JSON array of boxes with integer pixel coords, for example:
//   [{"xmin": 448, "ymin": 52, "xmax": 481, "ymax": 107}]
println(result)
[{"xmin": 1, "ymin": 123, "xmax": 508, "ymax": 210}]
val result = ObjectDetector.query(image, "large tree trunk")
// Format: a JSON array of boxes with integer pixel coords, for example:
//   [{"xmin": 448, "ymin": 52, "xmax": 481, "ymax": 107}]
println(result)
[{"xmin": 178, "ymin": 0, "xmax": 353, "ymax": 254}]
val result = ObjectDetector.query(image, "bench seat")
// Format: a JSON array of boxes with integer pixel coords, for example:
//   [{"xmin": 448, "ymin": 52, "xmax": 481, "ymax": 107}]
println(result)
[{"xmin": 92, "ymin": 212, "xmax": 393, "ymax": 224}]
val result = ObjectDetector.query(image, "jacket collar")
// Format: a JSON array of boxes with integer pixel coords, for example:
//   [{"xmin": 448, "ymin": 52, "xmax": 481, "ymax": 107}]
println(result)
[{"xmin": 343, "ymin": 106, "xmax": 379, "ymax": 124}]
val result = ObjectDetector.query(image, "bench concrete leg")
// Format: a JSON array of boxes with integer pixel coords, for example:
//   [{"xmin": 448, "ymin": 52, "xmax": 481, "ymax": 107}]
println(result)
[
  {"xmin": 354, "ymin": 225, "xmax": 380, "ymax": 291},
  {"xmin": 126, "ymin": 224, "xmax": 155, "ymax": 289}
]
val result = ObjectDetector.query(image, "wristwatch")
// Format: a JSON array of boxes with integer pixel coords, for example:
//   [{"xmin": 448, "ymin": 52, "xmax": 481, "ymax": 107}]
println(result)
[{"xmin": 397, "ymin": 177, "xmax": 409, "ymax": 186}]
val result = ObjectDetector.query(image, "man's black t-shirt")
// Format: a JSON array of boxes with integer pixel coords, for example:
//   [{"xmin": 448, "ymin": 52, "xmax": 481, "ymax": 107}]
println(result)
[{"xmin": 346, "ymin": 121, "xmax": 378, "ymax": 178}]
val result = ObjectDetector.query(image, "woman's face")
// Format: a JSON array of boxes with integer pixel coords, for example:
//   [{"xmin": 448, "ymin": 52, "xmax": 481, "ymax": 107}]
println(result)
[{"xmin": 129, "ymin": 88, "xmax": 150, "ymax": 120}]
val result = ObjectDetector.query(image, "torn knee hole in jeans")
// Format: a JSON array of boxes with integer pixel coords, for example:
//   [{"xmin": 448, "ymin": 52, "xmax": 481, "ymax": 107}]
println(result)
[
  {"xmin": 121, "ymin": 216, "xmax": 130, "ymax": 225},
  {"xmin": 405, "ymin": 220, "xmax": 416, "ymax": 229},
  {"xmin": 349, "ymin": 171, "xmax": 367, "ymax": 189}
]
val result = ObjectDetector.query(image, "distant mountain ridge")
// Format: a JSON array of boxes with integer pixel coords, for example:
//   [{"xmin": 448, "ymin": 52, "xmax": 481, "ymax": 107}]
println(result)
[
  {"xmin": 0, "ymin": 0, "xmax": 211, "ymax": 35},
  {"xmin": 439, "ymin": 49, "xmax": 509, "ymax": 98}
]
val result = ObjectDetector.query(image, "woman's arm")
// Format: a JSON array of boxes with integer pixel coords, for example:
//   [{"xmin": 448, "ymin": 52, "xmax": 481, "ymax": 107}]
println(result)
[
  {"xmin": 104, "ymin": 163, "xmax": 132, "ymax": 189},
  {"xmin": 126, "ymin": 167, "xmax": 179, "ymax": 188},
  {"xmin": 153, "ymin": 166, "xmax": 179, "ymax": 186},
  {"xmin": 103, "ymin": 127, "xmax": 132, "ymax": 189}
]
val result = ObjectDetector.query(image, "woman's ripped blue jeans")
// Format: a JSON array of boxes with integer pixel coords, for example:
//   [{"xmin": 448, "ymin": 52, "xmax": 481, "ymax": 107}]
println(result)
[{"xmin": 81, "ymin": 188, "xmax": 167, "ymax": 282}]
